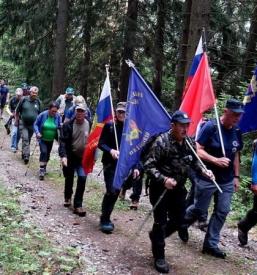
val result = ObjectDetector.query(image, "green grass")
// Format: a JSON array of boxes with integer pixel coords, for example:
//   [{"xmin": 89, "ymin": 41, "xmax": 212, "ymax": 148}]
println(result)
[{"xmin": 0, "ymin": 185, "xmax": 80, "ymax": 274}]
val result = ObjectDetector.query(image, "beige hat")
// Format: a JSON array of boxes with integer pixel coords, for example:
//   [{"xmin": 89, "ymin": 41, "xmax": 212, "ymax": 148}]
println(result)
[
  {"xmin": 116, "ymin": 102, "xmax": 126, "ymax": 112},
  {"xmin": 75, "ymin": 103, "xmax": 86, "ymax": 111}
]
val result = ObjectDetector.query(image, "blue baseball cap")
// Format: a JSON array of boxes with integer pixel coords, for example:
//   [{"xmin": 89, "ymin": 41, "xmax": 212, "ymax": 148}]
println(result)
[
  {"xmin": 225, "ymin": 99, "xmax": 244, "ymax": 113},
  {"xmin": 65, "ymin": 87, "xmax": 74, "ymax": 95},
  {"xmin": 171, "ymin": 110, "xmax": 191, "ymax": 124}
]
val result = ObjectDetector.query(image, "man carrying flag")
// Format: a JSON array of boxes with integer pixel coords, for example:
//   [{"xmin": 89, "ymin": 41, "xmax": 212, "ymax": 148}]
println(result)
[
  {"xmin": 184, "ymin": 99, "xmax": 244, "ymax": 259},
  {"xmin": 98, "ymin": 102, "xmax": 127, "ymax": 233},
  {"xmin": 144, "ymin": 110, "xmax": 214, "ymax": 273},
  {"xmin": 82, "ymin": 69, "xmax": 113, "ymax": 174}
]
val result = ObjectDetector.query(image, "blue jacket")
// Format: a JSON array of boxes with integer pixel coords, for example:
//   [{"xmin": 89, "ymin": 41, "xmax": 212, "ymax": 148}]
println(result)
[
  {"xmin": 252, "ymin": 145, "xmax": 257, "ymax": 185},
  {"xmin": 34, "ymin": 110, "xmax": 61, "ymax": 135}
]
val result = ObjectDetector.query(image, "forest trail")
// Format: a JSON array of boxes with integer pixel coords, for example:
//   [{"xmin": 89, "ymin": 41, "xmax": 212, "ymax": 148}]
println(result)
[{"xmin": 0, "ymin": 121, "xmax": 256, "ymax": 275}]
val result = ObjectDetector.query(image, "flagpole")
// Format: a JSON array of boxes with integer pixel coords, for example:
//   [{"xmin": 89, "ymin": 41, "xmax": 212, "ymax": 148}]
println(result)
[
  {"xmin": 185, "ymin": 138, "xmax": 222, "ymax": 193},
  {"xmin": 202, "ymin": 28, "xmax": 226, "ymax": 157},
  {"xmin": 214, "ymin": 104, "xmax": 226, "ymax": 156},
  {"xmin": 105, "ymin": 64, "xmax": 119, "ymax": 150}
]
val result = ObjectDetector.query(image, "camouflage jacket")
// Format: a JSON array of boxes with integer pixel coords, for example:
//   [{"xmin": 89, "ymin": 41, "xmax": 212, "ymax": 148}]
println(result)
[{"xmin": 143, "ymin": 131, "xmax": 202, "ymax": 187}]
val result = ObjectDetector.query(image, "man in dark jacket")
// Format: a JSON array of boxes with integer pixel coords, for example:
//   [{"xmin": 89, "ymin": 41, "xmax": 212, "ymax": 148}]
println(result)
[
  {"xmin": 15, "ymin": 86, "xmax": 42, "ymax": 164},
  {"xmin": 59, "ymin": 103, "xmax": 90, "ymax": 216},
  {"xmin": 0, "ymin": 79, "xmax": 9, "ymax": 119},
  {"xmin": 5, "ymin": 88, "xmax": 23, "ymax": 152},
  {"xmin": 143, "ymin": 110, "xmax": 213, "ymax": 274},
  {"xmin": 98, "ymin": 102, "xmax": 126, "ymax": 233}
]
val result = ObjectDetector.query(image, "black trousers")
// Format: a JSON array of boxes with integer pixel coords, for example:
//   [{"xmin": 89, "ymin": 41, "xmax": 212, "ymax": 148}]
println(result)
[
  {"xmin": 238, "ymin": 194, "xmax": 257, "ymax": 232},
  {"xmin": 122, "ymin": 173, "xmax": 143, "ymax": 202},
  {"xmin": 149, "ymin": 182, "xmax": 187, "ymax": 259},
  {"xmin": 63, "ymin": 156, "xmax": 87, "ymax": 208},
  {"xmin": 100, "ymin": 165, "xmax": 119, "ymax": 223}
]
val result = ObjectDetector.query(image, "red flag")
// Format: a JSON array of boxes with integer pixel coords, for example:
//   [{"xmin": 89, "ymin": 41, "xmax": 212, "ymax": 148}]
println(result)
[{"xmin": 180, "ymin": 52, "xmax": 216, "ymax": 136}]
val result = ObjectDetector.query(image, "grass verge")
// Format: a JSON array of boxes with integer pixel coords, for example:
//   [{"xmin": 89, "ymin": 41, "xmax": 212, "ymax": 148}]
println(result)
[{"xmin": 0, "ymin": 184, "xmax": 80, "ymax": 274}]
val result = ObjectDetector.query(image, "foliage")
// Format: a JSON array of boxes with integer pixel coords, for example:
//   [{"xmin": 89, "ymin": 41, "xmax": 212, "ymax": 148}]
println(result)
[
  {"xmin": 0, "ymin": 59, "xmax": 24, "ymax": 92},
  {"xmin": 0, "ymin": 0, "xmax": 256, "ymax": 107},
  {"xmin": 0, "ymin": 184, "xmax": 79, "ymax": 274}
]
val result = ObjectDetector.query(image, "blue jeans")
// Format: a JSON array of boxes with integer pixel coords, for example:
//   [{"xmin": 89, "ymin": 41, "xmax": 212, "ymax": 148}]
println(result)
[
  {"xmin": 10, "ymin": 124, "xmax": 20, "ymax": 150},
  {"xmin": 185, "ymin": 178, "xmax": 234, "ymax": 248}
]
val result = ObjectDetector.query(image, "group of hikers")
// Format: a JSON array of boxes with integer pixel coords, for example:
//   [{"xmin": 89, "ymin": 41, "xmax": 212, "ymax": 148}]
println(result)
[{"xmin": 1, "ymin": 79, "xmax": 257, "ymax": 274}]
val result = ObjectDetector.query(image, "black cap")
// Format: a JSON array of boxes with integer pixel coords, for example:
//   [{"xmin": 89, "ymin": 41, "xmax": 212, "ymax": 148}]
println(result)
[
  {"xmin": 171, "ymin": 110, "xmax": 191, "ymax": 123},
  {"xmin": 225, "ymin": 99, "xmax": 244, "ymax": 113}
]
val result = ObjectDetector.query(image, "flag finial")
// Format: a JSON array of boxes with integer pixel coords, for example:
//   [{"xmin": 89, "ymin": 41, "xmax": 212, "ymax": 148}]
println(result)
[{"xmin": 125, "ymin": 59, "xmax": 135, "ymax": 68}]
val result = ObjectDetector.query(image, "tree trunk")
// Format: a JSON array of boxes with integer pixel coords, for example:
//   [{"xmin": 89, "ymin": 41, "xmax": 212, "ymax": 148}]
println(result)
[
  {"xmin": 243, "ymin": 1, "xmax": 257, "ymax": 81},
  {"xmin": 215, "ymin": 2, "xmax": 237, "ymax": 95},
  {"xmin": 79, "ymin": 0, "xmax": 93, "ymax": 99},
  {"xmin": 52, "ymin": 0, "xmax": 69, "ymax": 98},
  {"xmin": 152, "ymin": 0, "xmax": 166, "ymax": 98},
  {"xmin": 173, "ymin": 0, "xmax": 192, "ymax": 110},
  {"xmin": 184, "ymin": 0, "xmax": 210, "ymax": 80},
  {"xmin": 119, "ymin": 0, "xmax": 139, "ymax": 101}
]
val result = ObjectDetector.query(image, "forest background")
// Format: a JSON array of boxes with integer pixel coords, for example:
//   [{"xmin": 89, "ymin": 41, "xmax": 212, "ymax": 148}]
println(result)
[{"xmin": 0, "ymin": 0, "xmax": 257, "ymax": 217}]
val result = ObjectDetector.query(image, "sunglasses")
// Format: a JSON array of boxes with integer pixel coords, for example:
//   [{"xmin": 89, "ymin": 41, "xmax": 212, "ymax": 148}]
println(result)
[{"xmin": 117, "ymin": 110, "xmax": 125, "ymax": 114}]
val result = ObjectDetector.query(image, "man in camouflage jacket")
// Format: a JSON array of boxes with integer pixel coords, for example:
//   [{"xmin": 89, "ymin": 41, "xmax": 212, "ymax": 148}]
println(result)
[{"xmin": 143, "ymin": 110, "xmax": 213, "ymax": 274}]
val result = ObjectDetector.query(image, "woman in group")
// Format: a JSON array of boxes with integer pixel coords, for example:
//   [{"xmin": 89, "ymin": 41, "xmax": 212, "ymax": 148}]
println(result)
[{"xmin": 34, "ymin": 101, "xmax": 61, "ymax": 180}]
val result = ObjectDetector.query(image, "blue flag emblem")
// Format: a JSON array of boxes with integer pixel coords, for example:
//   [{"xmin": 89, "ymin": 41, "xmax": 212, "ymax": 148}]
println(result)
[{"xmin": 113, "ymin": 66, "xmax": 171, "ymax": 190}]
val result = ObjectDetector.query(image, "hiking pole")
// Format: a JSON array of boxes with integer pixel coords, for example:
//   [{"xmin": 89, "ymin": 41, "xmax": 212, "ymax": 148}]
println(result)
[
  {"xmin": 121, "ymin": 188, "xmax": 167, "ymax": 255},
  {"xmin": 185, "ymin": 137, "xmax": 223, "ymax": 193},
  {"xmin": 132, "ymin": 189, "xmax": 167, "ymax": 237},
  {"xmin": 24, "ymin": 141, "xmax": 38, "ymax": 176}
]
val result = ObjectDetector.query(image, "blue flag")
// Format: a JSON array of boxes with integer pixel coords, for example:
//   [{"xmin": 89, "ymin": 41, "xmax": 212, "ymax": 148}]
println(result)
[
  {"xmin": 239, "ymin": 66, "xmax": 257, "ymax": 133},
  {"xmin": 113, "ymin": 66, "xmax": 171, "ymax": 190}
]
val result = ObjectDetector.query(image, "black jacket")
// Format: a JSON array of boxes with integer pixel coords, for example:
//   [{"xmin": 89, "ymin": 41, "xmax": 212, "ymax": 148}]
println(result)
[
  {"xmin": 98, "ymin": 120, "xmax": 123, "ymax": 167},
  {"xmin": 59, "ymin": 118, "xmax": 90, "ymax": 161}
]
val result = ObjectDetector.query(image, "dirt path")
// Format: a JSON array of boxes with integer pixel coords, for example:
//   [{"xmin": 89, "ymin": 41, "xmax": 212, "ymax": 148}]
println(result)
[{"xmin": 0, "ymin": 122, "xmax": 257, "ymax": 274}]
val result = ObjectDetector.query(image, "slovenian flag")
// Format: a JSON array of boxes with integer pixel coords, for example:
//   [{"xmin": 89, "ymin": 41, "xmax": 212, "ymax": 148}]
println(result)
[
  {"xmin": 82, "ymin": 75, "xmax": 113, "ymax": 174},
  {"xmin": 180, "ymin": 36, "xmax": 216, "ymax": 136},
  {"xmin": 183, "ymin": 36, "xmax": 204, "ymax": 97}
]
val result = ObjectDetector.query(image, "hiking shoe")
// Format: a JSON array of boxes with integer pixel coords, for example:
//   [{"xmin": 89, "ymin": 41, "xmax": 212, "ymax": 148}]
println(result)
[
  {"xmin": 73, "ymin": 207, "xmax": 86, "ymax": 217},
  {"xmin": 202, "ymin": 247, "xmax": 226, "ymax": 259},
  {"xmin": 63, "ymin": 199, "xmax": 71, "ymax": 207},
  {"xmin": 154, "ymin": 258, "xmax": 169, "ymax": 273},
  {"xmin": 198, "ymin": 221, "xmax": 208, "ymax": 232},
  {"xmin": 24, "ymin": 157, "xmax": 29, "ymax": 164},
  {"xmin": 99, "ymin": 221, "xmax": 114, "ymax": 233},
  {"xmin": 4, "ymin": 124, "xmax": 10, "ymax": 135},
  {"xmin": 119, "ymin": 189, "xmax": 126, "ymax": 200},
  {"xmin": 11, "ymin": 147, "xmax": 17, "ymax": 153},
  {"xmin": 238, "ymin": 225, "xmax": 248, "ymax": 246},
  {"xmin": 39, "ymin": 168, "xmax": 45, "ymax": 181},
  {"xmin": 178, "ymin": 227, "xmax": 189, "ymax": 243},
  {"xmin": 130, "ymin": 200, "xmax": 139, "ymax": 210}
]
